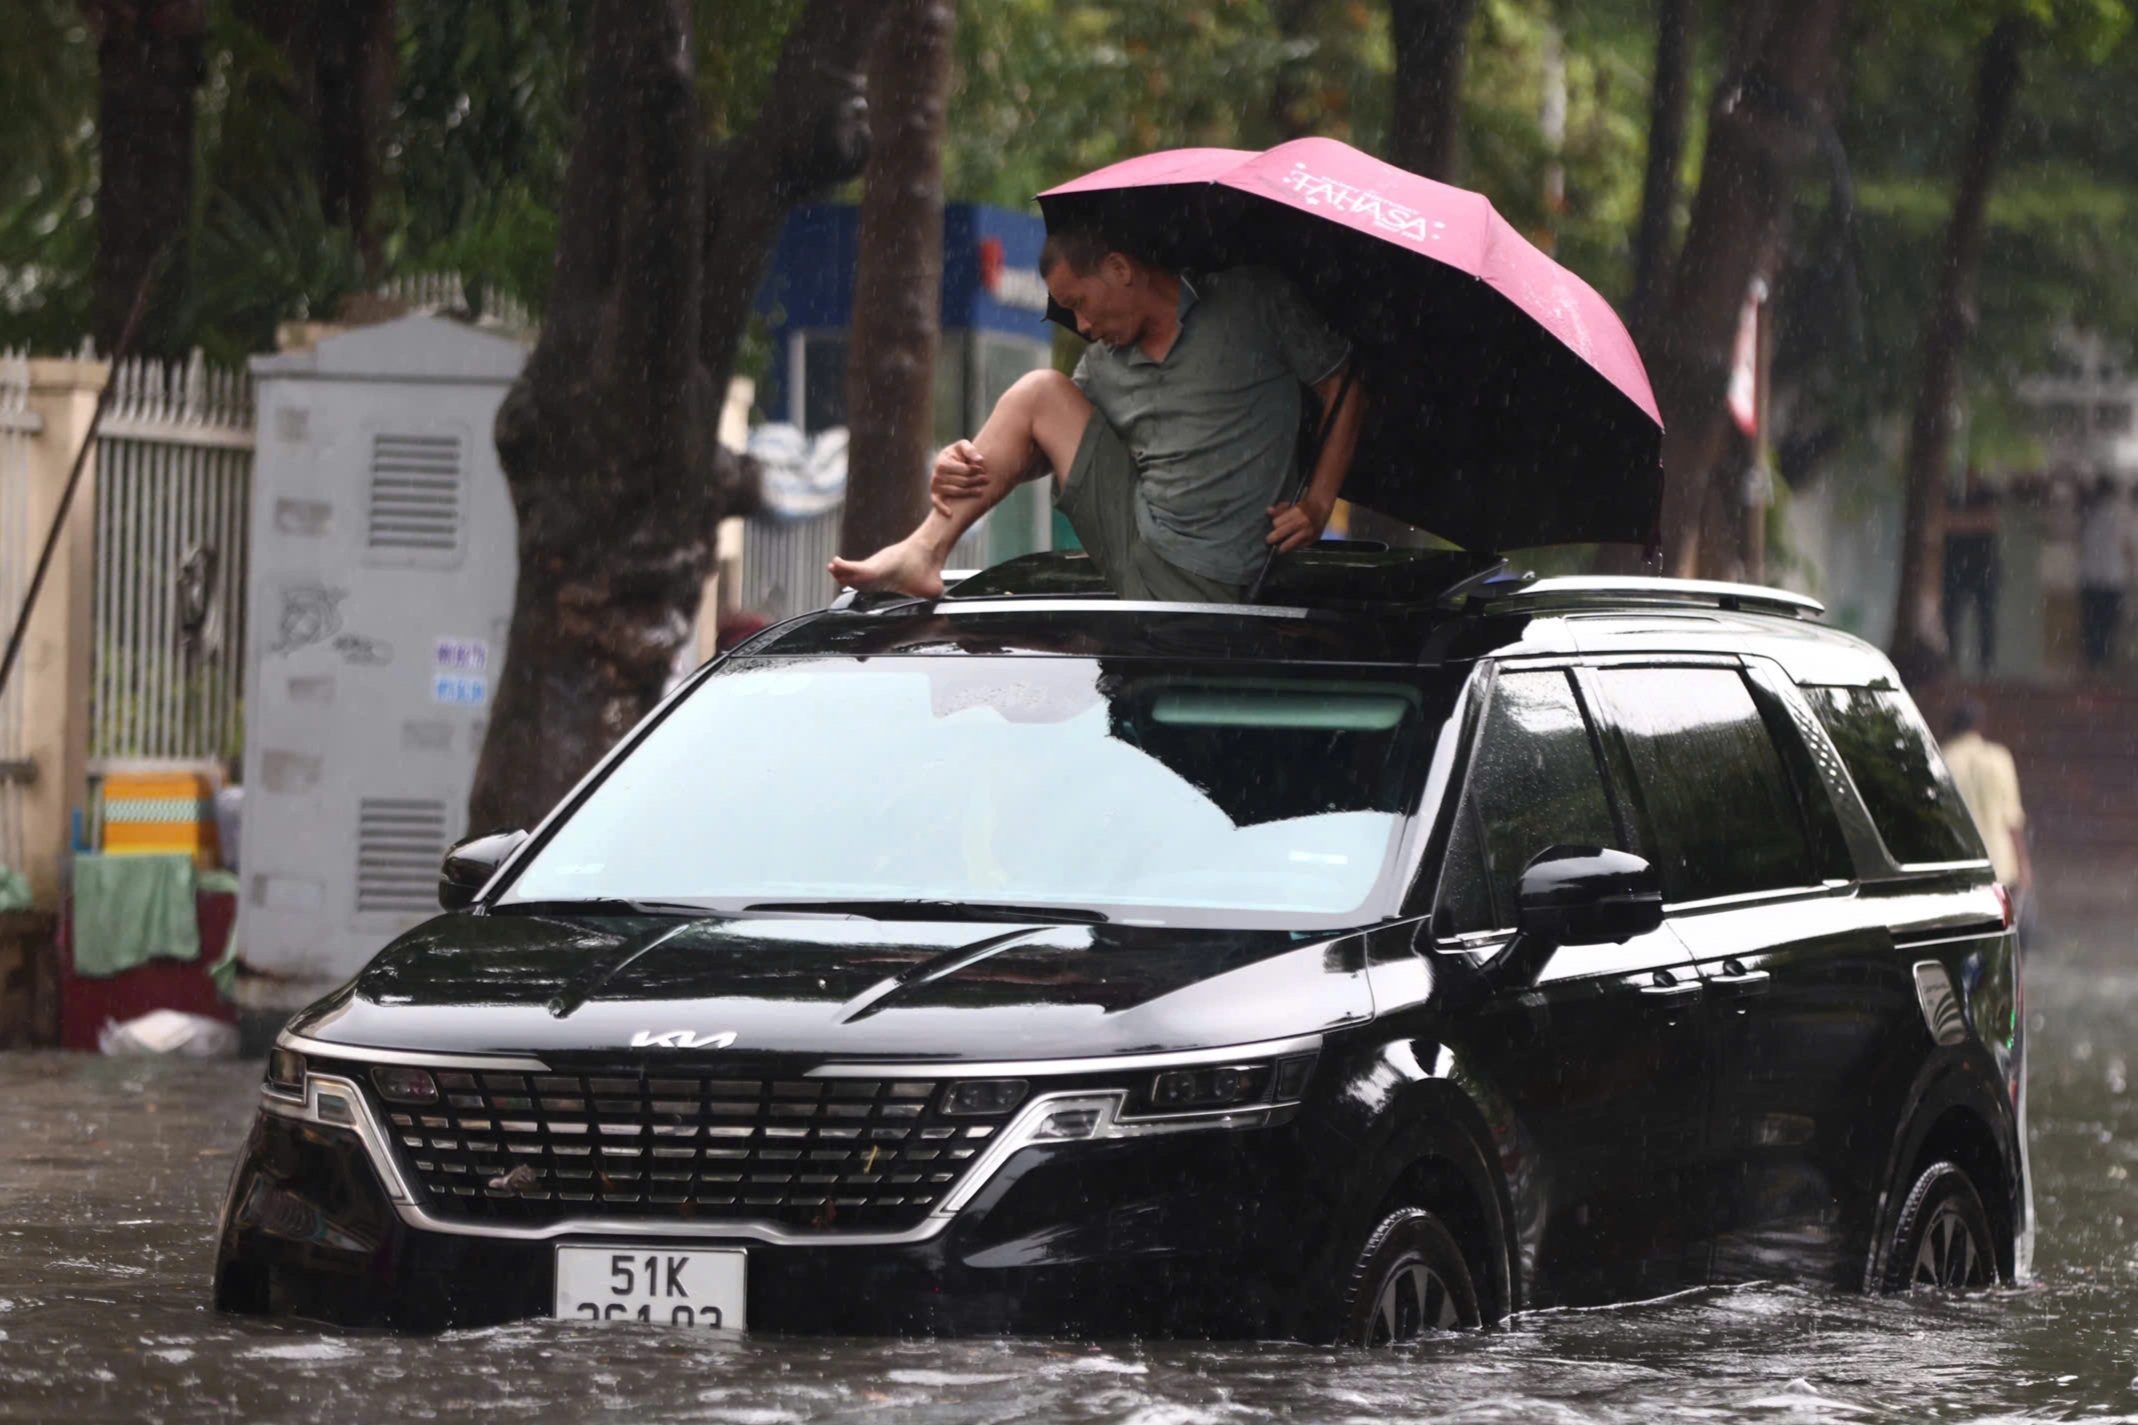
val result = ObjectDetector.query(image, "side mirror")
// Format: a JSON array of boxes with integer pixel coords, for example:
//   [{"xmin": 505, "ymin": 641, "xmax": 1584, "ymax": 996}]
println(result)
[
  {"xmin": 1515, "ymin": 845, "xmax": 1663, "ymax": 947},
  {"xmin": 438, "ymin": 829, "xmax": 528, "ymax": 911}
]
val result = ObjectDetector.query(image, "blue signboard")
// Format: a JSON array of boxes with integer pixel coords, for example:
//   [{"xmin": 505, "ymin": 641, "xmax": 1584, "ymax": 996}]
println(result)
[{"xmin": 754, "ymin": 203, "xmax": 1052, "ymax": 424}]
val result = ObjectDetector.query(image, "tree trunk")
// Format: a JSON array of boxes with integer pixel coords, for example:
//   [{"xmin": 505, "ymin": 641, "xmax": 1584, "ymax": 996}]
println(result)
[
  {"xmin": 1388, "ymin": 0, "xmax": 1477, "ymax": 181},
  {"xmin": 469, "ymin": 0, "xmax": 885, "ymax": 835},
  {"xmin": 840, "ymin": 0, "xmax": 956, "ymax": 560},
  {"xmin": 309, "ymin": 0, "xmax": 395, "ymax": 278},
  {"xmin": 1649, "ymin": 0, "xmax": 1844, "ymax": 577},
  {"xmin": 1268, "ymin": 0, "xmax": 1322, "ymax": 142},
  {"xmin": 234, "ymin": 0, "xmax": 395, "ymax": 279},
  {"xmin": 471, "ymin": 0, "xmax": 708, "ymax": 834},
  {"xmin": 1889, "ymin": 19, "xmax": 2026, "ymax": 685},
  {"xmin": 83, "ymin": 0, "xmax": 205, "ymax": 358},
  {"xmin": 699, "ymin": 0, "xmax": 885, "ymax": 396},
  {"xmin": 1629, "ymin": 0, "xmax": 1693, "ymax": 336}
]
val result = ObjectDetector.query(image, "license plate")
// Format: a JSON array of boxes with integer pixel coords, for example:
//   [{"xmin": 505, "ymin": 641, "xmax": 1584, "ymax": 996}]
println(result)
[{"xmin": 552, "ymin": 1246, "xmax": 746, "ymax": 1329}]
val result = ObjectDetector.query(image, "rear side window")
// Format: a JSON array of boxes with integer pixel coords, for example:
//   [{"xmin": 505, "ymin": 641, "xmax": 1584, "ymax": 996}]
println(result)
[
  {"xmin": 1588, "ymin": 667, "xmax": 1819, "ymax": 903},
  {"xmin": 1804, "ymin": 686, "xmax": 1984, "ymax": 866},
  {"xmin": 1436, "ymin": 670, "xmax": 1620, "ymax": 934}
]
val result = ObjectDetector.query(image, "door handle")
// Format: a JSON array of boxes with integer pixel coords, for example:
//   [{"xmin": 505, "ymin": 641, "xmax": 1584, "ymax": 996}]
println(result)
[
  {"xmin": 1710, "ymin": 967, "xmax": 1771, "ymax": 997},
  {"xmin": 1638, "ymin": 969, "xmax": 1700, "ymax": 999}
]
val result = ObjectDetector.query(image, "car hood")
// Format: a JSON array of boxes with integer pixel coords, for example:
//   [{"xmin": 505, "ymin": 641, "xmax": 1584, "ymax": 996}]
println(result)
[{"xmin": 286, "ymin": 910, "xmax": 1378, "ymax": 1064}]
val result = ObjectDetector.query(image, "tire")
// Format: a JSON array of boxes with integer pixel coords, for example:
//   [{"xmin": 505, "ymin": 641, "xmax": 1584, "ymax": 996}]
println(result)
[
  {"xmin": 1332, "ymin": 1207, "xmax": 1482, "ymax": 1346},
  {"xmin": 1879, "ymin": 1161, "xmax": 1997, "ymax": 1293}
]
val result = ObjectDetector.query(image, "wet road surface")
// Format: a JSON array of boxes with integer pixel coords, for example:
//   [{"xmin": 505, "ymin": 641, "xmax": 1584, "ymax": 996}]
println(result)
[{"xmin": 2, "ymin": 953, "xmax": 2133, "ymax": 1423}]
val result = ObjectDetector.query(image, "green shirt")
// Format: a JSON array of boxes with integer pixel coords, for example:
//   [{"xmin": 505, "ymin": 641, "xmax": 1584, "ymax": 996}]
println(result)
[{"xmin": 1071, "ymin": 266, "xmax": 1350, "ymax": 585}]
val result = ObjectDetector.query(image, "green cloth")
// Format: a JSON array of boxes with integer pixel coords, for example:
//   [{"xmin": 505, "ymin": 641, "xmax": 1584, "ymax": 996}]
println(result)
[
  {"xmin": 71, "ymin": 853, "xmax": 199, "ymax": 977},
  {"xmin": 1069, "ymin": 266, "xmax": 1350, "ymax": 585},
  {"xmin": 0, "ymin": 867, "xmax": 29, "ymax": 912},
  {"xmin": 199, "ymin": 869, "xmax": 242, "ymax": 999}
]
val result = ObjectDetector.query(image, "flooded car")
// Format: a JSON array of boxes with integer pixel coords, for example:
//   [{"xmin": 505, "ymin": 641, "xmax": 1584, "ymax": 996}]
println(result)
[{"xmin": 212, "ymin": 549, "xmax": 2029, "ymax": 1343}]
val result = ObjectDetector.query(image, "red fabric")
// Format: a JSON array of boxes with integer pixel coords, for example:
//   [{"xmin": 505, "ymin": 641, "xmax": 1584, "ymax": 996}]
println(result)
[
  {"xmin": 1041, "ymin": 137, "xmax": 1660, "ymax": 424},
  {"xmin": 59, "ymin": 890, "xmax": 237, "ymax": 1050}
]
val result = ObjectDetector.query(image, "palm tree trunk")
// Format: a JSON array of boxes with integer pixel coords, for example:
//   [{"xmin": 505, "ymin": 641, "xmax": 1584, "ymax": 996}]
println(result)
[
  {"xmin": 84, "ymin": 0, "xmax": 205, "ymax": 358},
  {"xmin": 1889, "ymin": 19, "xmax": 2027, "ymax": 685}
]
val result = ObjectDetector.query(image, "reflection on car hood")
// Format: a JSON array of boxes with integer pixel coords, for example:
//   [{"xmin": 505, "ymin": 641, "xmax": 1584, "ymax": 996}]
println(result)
[{"xmin": 287, "ymin": 911, "xmax": 1378, "ymax": 1063}]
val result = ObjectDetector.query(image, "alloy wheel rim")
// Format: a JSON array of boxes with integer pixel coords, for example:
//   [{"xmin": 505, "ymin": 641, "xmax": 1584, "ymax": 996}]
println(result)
[
  {"xmin": 1369, "ymin": 1259, "xmax": 1460, "ymax": 1344},
  {"xmin": 1911, "ymin": 1200, "xmax": 1982, "ymax": 1289}
]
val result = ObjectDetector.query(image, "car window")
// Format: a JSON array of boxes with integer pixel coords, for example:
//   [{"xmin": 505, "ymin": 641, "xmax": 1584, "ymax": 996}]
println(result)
[
  {"xmin": 1435, "ymin": 670, "xmax": 1619, "ymax": 934},
  {"xmin": 500, "ymin": 658, "xmax": 1460, "ymax": 928},
  {"xmin": 1803, "ymin": 685, "xmax": 1984, "ymax": 866},
  {"xmin": 1589, "ymin": 666, "xmax": 1819, "ymax": 903}
]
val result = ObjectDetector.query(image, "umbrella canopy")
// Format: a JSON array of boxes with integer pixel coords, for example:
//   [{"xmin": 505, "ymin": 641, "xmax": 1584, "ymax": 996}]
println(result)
[{"xmin": 1037, "ymin": 138, "xmax": 1663, "ymax": 554}]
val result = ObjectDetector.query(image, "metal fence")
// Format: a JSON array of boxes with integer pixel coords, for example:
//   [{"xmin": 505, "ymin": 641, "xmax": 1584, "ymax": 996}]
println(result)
[
  {"xmin": 89, "ymin": 353, "xmax": 254, "ymax": 765},
  {"xmin": 0, "ymin": 351, "xmax": 39, "ymax": 872}
]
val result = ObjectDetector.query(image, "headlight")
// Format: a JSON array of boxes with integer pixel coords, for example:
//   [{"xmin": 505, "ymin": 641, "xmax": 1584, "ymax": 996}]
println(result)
[
  {"xmin": 265, "ymin": 1047, "xmax": 307, "ymax": 1099},
  {"xmin": 1128, "ymin": 1052, "xmax": 1317, "ymax": 1119},
  {"xmin": 1147, "ymin": 1063, "xmax": 1273, "ymax": 1112}
]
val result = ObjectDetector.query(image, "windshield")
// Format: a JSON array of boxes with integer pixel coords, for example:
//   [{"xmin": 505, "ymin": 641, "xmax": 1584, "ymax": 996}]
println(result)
[{"xmin": 499, "ymin": 656, "xmax": 1458, "ymax": 927}]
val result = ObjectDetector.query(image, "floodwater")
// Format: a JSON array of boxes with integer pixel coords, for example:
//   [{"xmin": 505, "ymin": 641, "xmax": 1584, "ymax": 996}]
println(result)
[{"xmin": 2, "ymin": 952, "xmax": 2133, "ymax": 1424}]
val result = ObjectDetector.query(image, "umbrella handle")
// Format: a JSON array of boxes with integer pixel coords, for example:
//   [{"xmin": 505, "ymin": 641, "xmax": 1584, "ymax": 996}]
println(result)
[{"xmin": 1246, "ymin": 362, "xmax": 1357, "ymax": 604}]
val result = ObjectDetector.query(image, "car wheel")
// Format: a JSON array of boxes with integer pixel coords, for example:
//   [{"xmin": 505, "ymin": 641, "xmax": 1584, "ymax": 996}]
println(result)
[
  {"xmin": 1334, "ymin": 1207, "xmax": 1482, "ymax": 1346},
  {"xmin": 1880, "ymin": 1161, "xmax": 1997, "ymax": 1292}
]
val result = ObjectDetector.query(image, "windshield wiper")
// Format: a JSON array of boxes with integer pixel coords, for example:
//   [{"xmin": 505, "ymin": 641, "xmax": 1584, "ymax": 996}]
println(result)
[
  {"xmin": 742, "ymin": 898, "xmax": 1108, "ymax": 924},
  {"xmin": 490, "ymin": 897, "xmax": 725, "ymax": 918}
]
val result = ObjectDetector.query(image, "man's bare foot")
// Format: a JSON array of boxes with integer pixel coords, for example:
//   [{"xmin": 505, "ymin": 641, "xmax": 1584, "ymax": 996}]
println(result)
[{"xmin": 828, "ymin": 537, "xmax": 945, "ymax": 597}]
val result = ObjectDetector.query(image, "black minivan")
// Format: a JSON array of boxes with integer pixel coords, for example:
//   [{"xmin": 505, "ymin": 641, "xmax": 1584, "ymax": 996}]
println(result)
[{"xmin": 214, "ymin": 550, "xmax": 2029, "ymax": 1342}]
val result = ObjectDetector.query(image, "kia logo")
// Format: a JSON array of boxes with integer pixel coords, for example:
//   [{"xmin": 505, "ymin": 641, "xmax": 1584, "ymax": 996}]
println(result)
[{"xmin": 630, "ymin": 1029, "xmax": 738, "ymax": 1050}]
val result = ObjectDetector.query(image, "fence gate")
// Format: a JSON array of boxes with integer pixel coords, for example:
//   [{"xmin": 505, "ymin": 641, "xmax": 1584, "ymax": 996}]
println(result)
[
  {"xmin": 0, "ymin": 351, "xmax": 38, "ymax": 873},
  {"xmin": 89, "ymin": 354, "xmax": 254, "ymax": 767}
]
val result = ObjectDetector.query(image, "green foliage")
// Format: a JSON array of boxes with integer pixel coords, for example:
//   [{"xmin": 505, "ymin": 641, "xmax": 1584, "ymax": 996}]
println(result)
[
  {"xmin": 1777, "ymin": 0, "xmax": 2138, "ymax": 485},
  {"xmin": 698, "ymin": 0, "xmax": 808, "ymax": 137},
  {"xmin": 944, "ymin": 0, "xmax": 1670, "ymax": 314},
  {"xmin": 0, "ymin": 0, "xmax": 96, "ymax": 350},
  {"xmin": 947, "ymin": 0, "xmax": 1300, "ymax": 209},
  {"xmin": 394, "ymin": 0, "xmax": 588, "ymax": 315},
  {"xmin": 5, "ymin": 0, "xmax": 2134, "ymax": 520},
  {"xmin": 1463, "ymin": 0, "xmax": 1661, "ymax": 302},
  {"xmin": 184, "ymin": 1, "xmax": 364, "ymax": 362}
]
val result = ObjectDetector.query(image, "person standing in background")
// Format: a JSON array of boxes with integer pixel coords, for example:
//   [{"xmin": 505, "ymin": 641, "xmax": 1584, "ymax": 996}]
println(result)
[
  {"xmin": 2077, "ymin": 474, "xmax": 2134, "ymax": 672},
  {"xmin": 1943, "ymin": 698, "xmax": 2032, "ymax": 931},
  {"xmin": 1941, "ymin": 470, "xmax": 2001, "ymax": 676}
]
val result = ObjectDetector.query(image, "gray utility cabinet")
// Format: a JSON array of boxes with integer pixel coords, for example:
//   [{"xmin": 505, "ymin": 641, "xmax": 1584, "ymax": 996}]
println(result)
[{"xmin": 241, "ymin": 315, "xmax": 525, "ymax": 998}]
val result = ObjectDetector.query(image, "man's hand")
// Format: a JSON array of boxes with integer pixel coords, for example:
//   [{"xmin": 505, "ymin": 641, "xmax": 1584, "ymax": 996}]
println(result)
[
  {"xmin": 1266, "ymin": 493, "xmax": 1332, "ymax": 553},
  {"xmin": 930, "ymin": 440, "xmax": 988, "ymax": 517}
]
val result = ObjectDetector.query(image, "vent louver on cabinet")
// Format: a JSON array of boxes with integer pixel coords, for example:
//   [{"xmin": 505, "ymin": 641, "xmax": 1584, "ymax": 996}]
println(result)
[
  {"xmin": 356, "ymin": 798, "xmax": 450, "ymax": 914},
  {"xmin": 366, "ymin": 432, "xmax": 464, "ymax": 556}
]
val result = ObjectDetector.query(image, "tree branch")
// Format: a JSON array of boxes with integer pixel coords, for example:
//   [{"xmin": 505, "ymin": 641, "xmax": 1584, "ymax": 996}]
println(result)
[{"xmin": 699, "ymin": 0, "xmax": 888, "ymax": 389}]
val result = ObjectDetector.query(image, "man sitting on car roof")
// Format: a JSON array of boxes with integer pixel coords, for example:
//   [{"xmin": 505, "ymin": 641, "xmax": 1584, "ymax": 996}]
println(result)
[{"xmin": 829, "ymin": 222, "xmax": 1366, "ymax": 603}]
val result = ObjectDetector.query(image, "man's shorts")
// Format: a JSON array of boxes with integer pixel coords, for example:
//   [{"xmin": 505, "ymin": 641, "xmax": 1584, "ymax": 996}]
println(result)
[{"xmin": 1056, "ymin": 414, "xmax": 1249, "ymax": 603}]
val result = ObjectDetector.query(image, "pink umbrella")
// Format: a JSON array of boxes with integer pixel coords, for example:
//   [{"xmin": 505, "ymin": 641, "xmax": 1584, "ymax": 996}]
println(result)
[{"xmin": 1039, "ymin": 138, "xmax": 1662, "ymax": 554}]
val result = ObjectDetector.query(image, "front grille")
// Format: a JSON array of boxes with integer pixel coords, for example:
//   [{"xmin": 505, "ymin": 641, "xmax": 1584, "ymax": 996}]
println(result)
[{"xmin": 366, "ymin": 1067, "xmax": 1000, "ymax": 1232}]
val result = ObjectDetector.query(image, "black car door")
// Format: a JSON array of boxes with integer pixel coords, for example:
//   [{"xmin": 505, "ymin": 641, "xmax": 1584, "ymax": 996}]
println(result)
[
  {"xmin": 1581, "ymin": 659, "xmax": 1911, "ymax": 1288},
  {"xmin": 1431, "ymin": 664, "xmax": 1711, "ymax": 1307}
]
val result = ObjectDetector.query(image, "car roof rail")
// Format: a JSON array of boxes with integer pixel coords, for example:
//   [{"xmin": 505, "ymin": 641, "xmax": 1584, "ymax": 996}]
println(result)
[
  {"xmin": 826, "ymin": 571, "xmax": 982, "ymax": 614},
  {"xmin": 1478, "ymin": 574, "xmax": 1825, "ymax": 619}
]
